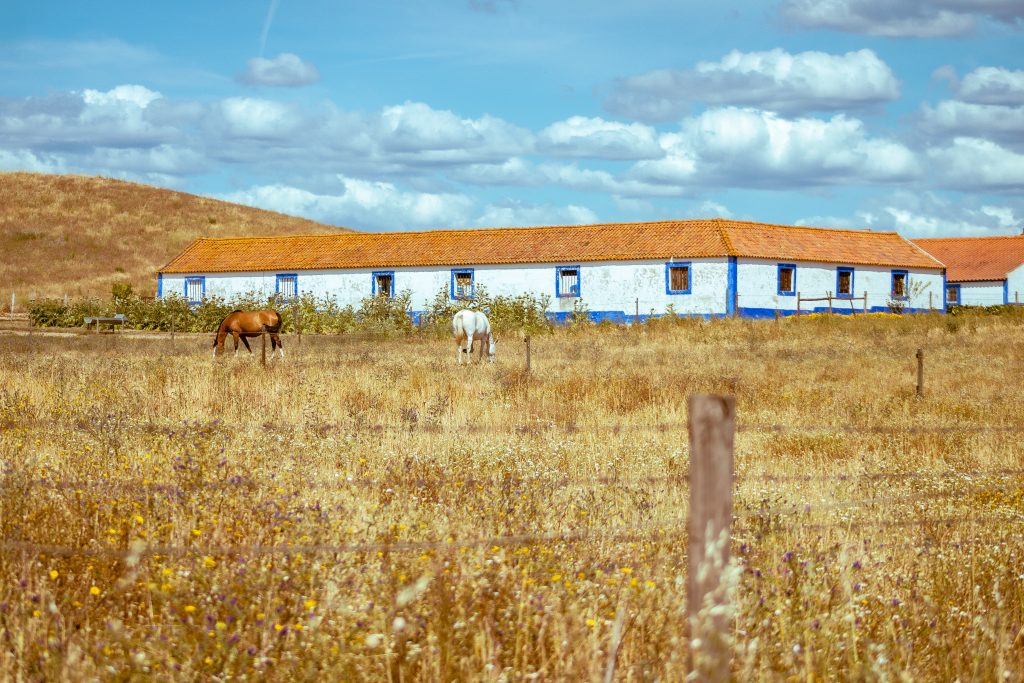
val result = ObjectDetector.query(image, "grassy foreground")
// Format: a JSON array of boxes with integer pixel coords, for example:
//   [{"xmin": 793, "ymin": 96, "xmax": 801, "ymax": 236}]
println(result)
[{"xmin": 1, "ymin": 313, "xmax": 1023, "ymax": 680}]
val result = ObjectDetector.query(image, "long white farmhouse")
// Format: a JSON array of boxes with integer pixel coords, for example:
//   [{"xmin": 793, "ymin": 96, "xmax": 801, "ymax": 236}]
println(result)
[
  {"xmin": 912, "ymin": 234, "xmax": 1024, "ymax": 307},
  {"xmin": 158, "ymin": 219, "xmax": 946, "ymax": 321}
]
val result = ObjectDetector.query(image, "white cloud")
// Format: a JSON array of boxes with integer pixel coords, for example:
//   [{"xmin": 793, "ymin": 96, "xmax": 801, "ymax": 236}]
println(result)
[
  {"xmin": 239, "ymin": 53, "xmax": 320, "ymax": 87},
  {"xmin": 220, "ymin": 176, "xmax": 475, "ymax": 229},
  {"xmin": 925, "ymin": 137, "xmax": 1024, "ymax": 191},
  {"xmin": 473, "ymin": 201, "xmax": 597, "ymax": 228},
  {"xmin": 956, "ymin": 66, "xmax": 1024, "ymax": 105},
  {"xmin": 450, "ymin": 157, "xmax": 538, "ymax": 186},
  {"xmin": 81, "ymin": 84, "xmax": 162, "ymax": 109},
  {"xmin": 83, "ymin": 144, "xmax": 207, "ymax": 176},
  {"xmin": 851, "ymin": 191, "xmax": 1024, "ymax": 237},
  {"xmin": 920, "ymin": 100, "xmax": 1024, "ymax": 148},
  {"xmin": 0, "ymin": 85, "xmax": 176, "ymax": 149},
  {"xmin": 536, "ymin": 116, "xmax": 662, "ymax": 159},
  {"xmin": 690, "ymin": 200, "xmax": 733, "ymax": 218},
  {"xmin": 629, "ymin": 108, "xmax": 919, "ymax": 189},
  {"xmin": 217, "ymin": 97, "xmax": 301, "ymax": 139},
  {"xmin": 780, "ymin": 0, "xmax": 1024, "ymax": 37},
  {"xmin": 0, "ymin": 149, "xmax": 67, "ymax": 173},
  {"xmin": 378, "ymin": 101, "xmax": 530, "ymax": 162},
  {"xmin": 603, "ymin": 49, "xmax": 899, "ymax": 121}
]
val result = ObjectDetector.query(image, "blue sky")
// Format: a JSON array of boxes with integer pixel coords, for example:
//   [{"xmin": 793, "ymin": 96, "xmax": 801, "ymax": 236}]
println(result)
[{"xmin": 2, "ymin": 0, "xmax": 1022, "ymax": 235}]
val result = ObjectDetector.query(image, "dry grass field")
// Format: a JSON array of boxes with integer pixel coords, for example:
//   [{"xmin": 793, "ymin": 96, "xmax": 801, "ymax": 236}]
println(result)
[
  {"xmin": 0, "ymin": 172, "xmax": 346, "ymax": 303},
  {"xmin": 1, "ymin": 313, "xmax": 1023, "ymax": 680}
]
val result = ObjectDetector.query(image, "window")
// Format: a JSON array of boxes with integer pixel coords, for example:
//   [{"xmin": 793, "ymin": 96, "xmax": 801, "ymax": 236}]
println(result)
[
  {"xmin": 556, "ymin": 266, "xmax": 580, "ymax": 298},
  {"xmin": 185, "ymin": 276, "xmax": 205, "ymax": 304},
  {"xmin": 778, "ymin": 264, "xmax": 796, "ymax": 296},
  {"xmin": 451, "ymin": 269, "xmax": 474, "ymax": 300},
  {"xmin": 947, "ymin": 284, "xmax": 960, "ymax": 305},
  {"xmin": 276, "ymin": 273, "xmax": 298, "ymax": 300},
  {"xmin": 891, "ymin": 270, "xmax": 908, "ymax": 299},
  {"xmin": 373, "ymin": 271, "xmax": 394, "ymax": 298},
  {"xmin": 666, "ymin": 262, "xmax": 691, "ymax": 294},
  {"xmin": 836, "ymin": 267, "xmax": 855, "ymax": 297}
]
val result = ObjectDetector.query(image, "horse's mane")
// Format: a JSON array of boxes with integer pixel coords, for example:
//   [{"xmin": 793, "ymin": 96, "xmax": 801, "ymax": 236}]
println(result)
[{"xmin": 215, "ymin": 310, "xmax": 244, "ymax": 330}]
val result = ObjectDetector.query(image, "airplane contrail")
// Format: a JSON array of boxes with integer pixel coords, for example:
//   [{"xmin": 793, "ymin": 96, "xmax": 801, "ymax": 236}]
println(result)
[{"xmin": 259, "ymin": 0, "xmax": 280, "ymax": 57}]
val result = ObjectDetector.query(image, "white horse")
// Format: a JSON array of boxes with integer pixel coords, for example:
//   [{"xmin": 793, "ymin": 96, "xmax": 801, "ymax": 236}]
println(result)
[{"xmin": 452, "ymin": 309, "xmax": 496, "ymax": 364}]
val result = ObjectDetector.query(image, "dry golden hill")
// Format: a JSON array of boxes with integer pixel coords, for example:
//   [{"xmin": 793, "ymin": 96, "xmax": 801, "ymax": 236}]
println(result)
[{"xmin": 0, "ymin": 172, "xmax": 350, "ymax": 304}]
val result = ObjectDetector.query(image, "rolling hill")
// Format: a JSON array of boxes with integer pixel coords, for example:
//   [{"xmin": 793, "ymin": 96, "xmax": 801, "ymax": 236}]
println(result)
[{"xmin": 0, "ymin": 172, "xmax": 350, "ymax": 304}]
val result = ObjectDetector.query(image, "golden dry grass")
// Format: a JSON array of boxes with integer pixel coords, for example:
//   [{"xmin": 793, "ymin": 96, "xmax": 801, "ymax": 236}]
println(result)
[
  {"xmin": 1, "ymin": 314, "xmax": 1023, "ymax": 680},
  {"xmin": 0, "ymin": 172, "xmax": 346, "ymax": 303}
]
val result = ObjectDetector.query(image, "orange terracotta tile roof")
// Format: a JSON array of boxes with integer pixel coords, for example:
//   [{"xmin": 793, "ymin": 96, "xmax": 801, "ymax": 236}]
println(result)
[
  {"xmin": 912, "ymin": 235, "xmax": 1024, "ymax": 282},
  {"xmin": 159, "ymin": 219, "xmax": 944, "ymax": 274}
]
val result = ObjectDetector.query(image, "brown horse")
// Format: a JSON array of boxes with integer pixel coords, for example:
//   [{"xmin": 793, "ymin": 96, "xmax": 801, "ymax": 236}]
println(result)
[{"xmin": 213, "ymin": 309, "xmax": 284, "ymax": 359}]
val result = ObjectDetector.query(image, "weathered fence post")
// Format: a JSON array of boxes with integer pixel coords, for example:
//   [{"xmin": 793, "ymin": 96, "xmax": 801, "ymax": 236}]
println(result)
[
  {"xmin": 916, "ymin": 348, "xmax": 924, "ymax": 398},
  {"xmin": 524, "ymin": 335, "xmax": 531, "ymax": 373},
  {"xmin": 261, "ymin": 327, "xmax": 267, "ymax": 368},
  {"xmin": 687, "ymin": 394, "xmax": 735, "ymax": 681}
]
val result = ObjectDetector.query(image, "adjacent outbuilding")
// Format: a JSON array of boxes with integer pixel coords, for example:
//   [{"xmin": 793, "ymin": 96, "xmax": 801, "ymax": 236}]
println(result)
[
  {"xmin": 912, "ymin": 235, "xmax": 1024, "ymax": 307},
  {"xmin": 158, "ymin": 219, "xmax": 946, "ymax": 320}
]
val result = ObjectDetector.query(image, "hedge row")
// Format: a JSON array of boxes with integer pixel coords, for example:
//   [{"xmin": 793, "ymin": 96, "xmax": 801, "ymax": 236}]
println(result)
[{"xmin": 28, "ymin": 284, "xmax": 555, "ymax": 336}]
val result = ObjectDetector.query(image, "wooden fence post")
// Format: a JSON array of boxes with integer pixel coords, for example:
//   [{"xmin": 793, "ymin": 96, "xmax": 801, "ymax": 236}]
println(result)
[
  {"xmin": 524, "ymin": 335, "xmax": 531, "ymax": 373},
  {"xmin": 687, "ymin": 394, "xmax": 735, "ymax": 681},
  {"xmin": 916, "ymin": 349, "xmax": 924, "ymax": 398}
]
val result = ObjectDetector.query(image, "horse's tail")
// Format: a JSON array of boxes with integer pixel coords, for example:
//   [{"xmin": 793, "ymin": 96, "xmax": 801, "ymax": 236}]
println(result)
[{"xmin": 264, "ymin": 309, "xmax": 283, "ymax": 333}]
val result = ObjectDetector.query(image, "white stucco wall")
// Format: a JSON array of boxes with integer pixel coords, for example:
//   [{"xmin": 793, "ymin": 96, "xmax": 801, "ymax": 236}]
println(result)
[
  {"xmin": 160, "ymin": 258, "xmax": 732, "ymax": 320},
  {"xmin": 161, "ymin": 256, "xmax": 947, "ymax": 319},
  {"xmin": 954, "ymin": 280, "xmax": 1006, "ymax": 306},
  {"xmin": 736, "ymin": 259, "xmax": 945, "ymax": 314},
  {"xmin": 1006, "ymin": 264, "xmax": 1024, "ymax": 305}
]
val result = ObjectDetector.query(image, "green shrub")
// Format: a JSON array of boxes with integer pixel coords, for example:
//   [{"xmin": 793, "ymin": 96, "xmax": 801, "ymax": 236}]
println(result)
[{"xmin": 28, "ymin": 284, "xmax": 561, "ymax": 336}]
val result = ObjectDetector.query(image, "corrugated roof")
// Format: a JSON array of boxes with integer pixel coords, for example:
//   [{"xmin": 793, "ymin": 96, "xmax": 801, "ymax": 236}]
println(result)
[
  {"xmin": 912, "ymin": 235, "xmax": 1024, "ymax": 282},
  {"xmin": 159, "ymin": 219, "xmax": 944, "ymax": 274}
]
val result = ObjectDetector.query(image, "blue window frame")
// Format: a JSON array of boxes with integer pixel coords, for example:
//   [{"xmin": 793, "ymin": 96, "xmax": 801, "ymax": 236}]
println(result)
[
  {"xmin": 184, "ymin": 276, "xmax": 205, "ymax": 304},
  {"xmin": 276, "ymin": 273, "xmax": 298, "ymax": 300},
  {"xmin": 372, "ymin": 271, "xmax": 395, "ymax": 298},
  {"xmin": 777, "ymin": 263, "xmax": 796, "ymax": 296},
  {"xmin": 665, "ymin": 262, "xmax": 691, "ymax": 294},
  {"xmin": 947, "ymin": 283, "xmax": 961, "ymax": 305},
  {"xmin": 451, "ymin": 268, "xmax": 475, "ymax": 300},
  {"xmin": 556, "ymin": 265, "xmax": 581, "ymax": 298},
  {"xmin": 890, "ymin": 270, "xmax": 909, "ymax": 300},
  {"xmin": 836, "ymin": 267, "xmax": 855, "ymax": 298}
]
